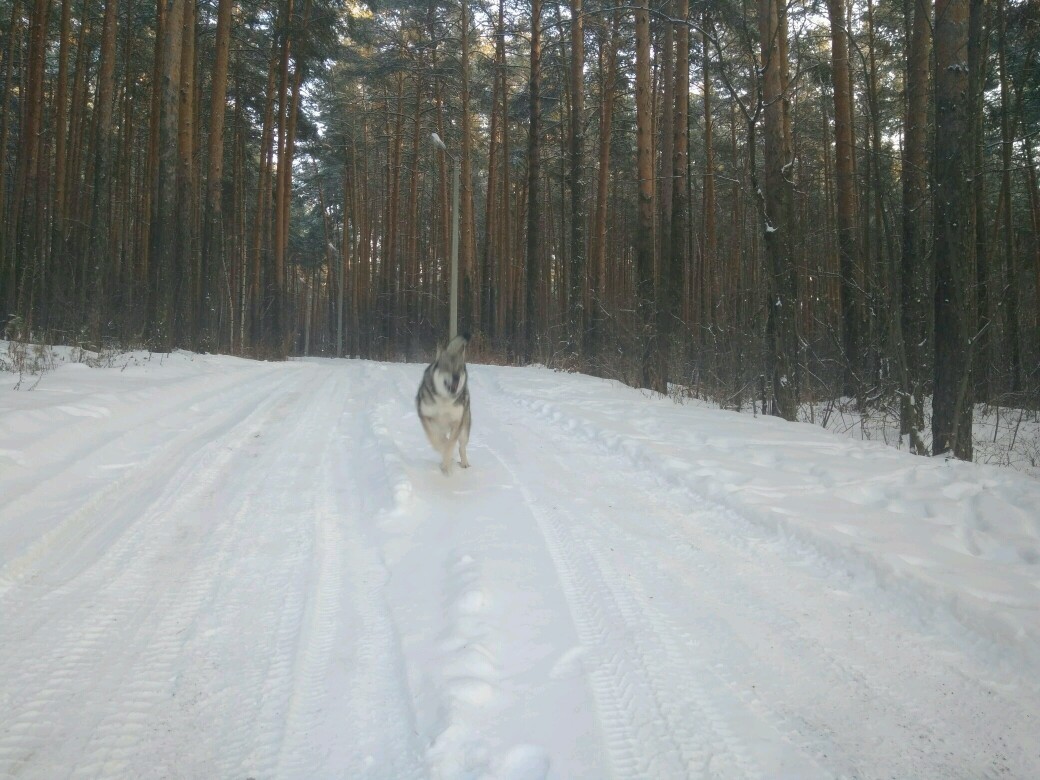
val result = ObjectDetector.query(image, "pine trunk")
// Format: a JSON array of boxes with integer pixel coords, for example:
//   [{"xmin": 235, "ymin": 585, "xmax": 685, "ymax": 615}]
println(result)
[
  {"xmin": 932, "ymin": 0, "xmax": 976, "ymax": 460},
  {"xmin": 525, "ymin": 0, "xmax": 542, "ymax": 361},
  {"xmin": 202, "ymin": 0, "xmax": 234, "ymax": 346},
  {"xmin": 568, "ymin": 0, "xmax": 585, "ymax": 356},
  {"xmin": 900, "ymin": 0, "xmax": 930, "ymax": 452},
  {"xmin": 635, "ymin": 0, "xmax": 660, "ymax": 392},
  {"xmin": 759, "ymin": 0, "xmax": 799, "ymax": 419}
]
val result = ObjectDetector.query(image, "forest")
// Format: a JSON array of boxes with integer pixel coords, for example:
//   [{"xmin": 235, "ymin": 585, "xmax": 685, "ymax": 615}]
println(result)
[{"xmin": 0, "ymin": 0, "xmax": 1037, "ymax": 460}]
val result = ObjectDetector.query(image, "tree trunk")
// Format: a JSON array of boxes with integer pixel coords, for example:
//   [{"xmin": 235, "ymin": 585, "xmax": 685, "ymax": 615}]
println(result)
[
  {"xmin": 900, "ymin": 0, "xmax": 930, "ymax": 453},
  {"xmin": 152, "ymin": 0, "xmax": 185, "ymax": 346},
  {"xmin": 525, "ymin": 0, "xmax": 542, "ymax": 361},
  {"xmin": 588, "ymin": 11, "xmax": 620, "ymax": 363},
  {"xmin": 671, "ymin": 0, "xmax": 690, "ymax": 341},
  {"xmin": 141, "ymin": 0, "xmax": 165, "ymax": 314},
  {"xmin": 483, "ymin": 0, "xmax": 506, "ymax": 343},
  {"xmin": 405, "ymin": 73, "xmax": 422, "ymax": 353},
  {"xmin": 0, "ymin": 0, "xmax": 22, "ymax": 315},
  {"xmin": 1024, "ymin": 133, "xmax": 1040, "ymax": 354},
  {"xmin": 932, "ymin": 0, "xmax": 976, "ymax": 460},
  {"xmin": 175, "ymin": 0, "xmax": 196, "ymax": 344},
  {"xmin": 383, "ymin": 76, "xmax": 404, "ymax": 354},
  {"xmin": 969, "ymin": 0, "xmax": 991, "ymax": 401},
  {"xmin": 635, "ymin": 0, "xmax": 660, "ymax": 392},
  {"xmin": 251, "ymin": 40, "xmax": 279, "ymax": 345},
  {"xmin": 654, "ymin": 1, "xmax": 675, "ymax": 384},
  {"xmin": 497, "ymin": 1, "xmax": 512, "ymax": 345},
  {"xmin": 51, "ymin": 0, "xmax": 73, "ymax": 275},
  {"xmin": 567, "ymin": 0, "xmax": 585, "ymax": 356},
  {"xmin": 273, "ymin": 0, "xmax": 295, "ymax": 346},
  {"xmin": 996, "ymin": 0, "xmax": 1020, "ymax": 392},
  {"xmin": 12, "ymin": 0, "xmax": 50, "ymax": 330},
  {"xmin": 460, "ymin": 0, "xmax": 477, "ymax": 334},
  {"xmin": 701, "ymin": 12, "xmax": 715, "ymax": 332},
  {"xmin": 827, "ymin": 0, "xmax": 862, "ymax": 397},
  {"xmin": 202, "ymin": 0, "xmax": 234, "ymax": 346},
  {"xmin": 759, "ymin": 0, "xmax": 799, "ymax": 419}
]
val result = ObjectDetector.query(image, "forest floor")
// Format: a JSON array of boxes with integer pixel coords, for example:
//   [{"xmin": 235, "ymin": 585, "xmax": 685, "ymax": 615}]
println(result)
[{"xmin": 2, "ymin": 345, "xmax": 1039, "ymax": 778}]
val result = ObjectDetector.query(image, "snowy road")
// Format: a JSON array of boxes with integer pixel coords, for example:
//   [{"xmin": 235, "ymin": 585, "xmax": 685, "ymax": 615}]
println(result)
[{"xmin": 2, "ymin": 353, "xmax": 1039, "ymax": 778}]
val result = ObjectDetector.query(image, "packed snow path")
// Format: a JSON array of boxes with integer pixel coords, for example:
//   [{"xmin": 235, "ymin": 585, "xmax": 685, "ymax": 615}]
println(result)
[{"xmin": 2, "ymin": 353, "xmax": 1038, "ymax": 779}]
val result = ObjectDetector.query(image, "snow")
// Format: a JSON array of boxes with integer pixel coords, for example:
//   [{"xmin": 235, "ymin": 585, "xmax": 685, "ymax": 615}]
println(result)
[
  {"xmin": 2, "ymin": 346, "xmax": 1039, "ymax": 778},
  {"xmin": 796, "ymin": 395, "xmax": 1040, "ymax": 478}
]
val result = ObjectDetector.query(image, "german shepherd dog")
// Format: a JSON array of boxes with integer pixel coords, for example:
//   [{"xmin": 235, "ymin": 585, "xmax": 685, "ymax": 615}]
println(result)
[{"xmin": 416, "ymin": 334, "xmax": 472, "ymax": 475}]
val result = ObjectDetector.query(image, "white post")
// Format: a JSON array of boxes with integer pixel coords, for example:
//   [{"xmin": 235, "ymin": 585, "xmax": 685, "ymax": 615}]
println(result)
[
  {"xmin": 431, "ymin": 133, "xmax": 460, "ymax": 340},
  {"xmin": 449, "ymin": 156, "xmax": 460, "ymax": 340}
]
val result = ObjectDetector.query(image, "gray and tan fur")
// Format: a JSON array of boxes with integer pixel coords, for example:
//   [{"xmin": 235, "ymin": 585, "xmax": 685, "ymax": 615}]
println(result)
[{"xmin": 416, "ymin": 334, "xmax": 472, "ymax": 475}]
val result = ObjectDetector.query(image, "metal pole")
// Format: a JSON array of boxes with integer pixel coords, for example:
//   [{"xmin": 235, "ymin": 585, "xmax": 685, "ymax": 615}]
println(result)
[{"xmin": 449, "ymin": 155, "xmax": 460, "ymax": 340}]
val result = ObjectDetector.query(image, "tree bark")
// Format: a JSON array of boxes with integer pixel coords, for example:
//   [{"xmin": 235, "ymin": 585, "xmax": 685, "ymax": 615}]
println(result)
[
  {"xmin": 176, "ymin": 0, "xmax": 196, "ymax": 343},
  {"xmin": 701, "ymin": 12, "xmax": 715, "ymax": 328},
  {"xmin": 635, "ymin": 0, "xmax": 660, "ymax": 391},
  {"xmin": 0, "ymin": 0, "xmax": 22, "ymax": 315},
  {"xmin": 996, "ymin": 0, "xmax": 1020, "ymax": 392},
  {"xmin": 273, "ymin": 0, "xmax": 295, "ymax": 345},
  {"xmin": 654, "ymin": 1, "xmax": 675, "ymax": 384},
  {"xmin": 12, "ymin": 0, "xmax": 51, "ymax": 329},
  {"xmin": 152, "ymin": 0, "xmax": 185, "ymax": 345},
  {"xmin": 759, "ymin": 0, "xmax": 799, "ymax": 419},
  {"xmin": 525, "ymin": 0, "xmax": 542, "ymax": 362},
  {"xmin": 900, "ymin": 0, "xmax": 930, "ymax": 452},
  {"xmin": 51, "ymin": 0, "xmax": 73, "ymax": 273},
  {"xmin": 932, "ymin": 0, "xmax": 976, "ymax": 460},
  {"xmin": 460, "ymin": 0, "xmax": 477, "ymax": 334},
  {"xmin": 568, "ymin": 0, "xmax": 585, "ymax": 356},
  {"xmin": 202, "ymin": 0, "xmax": 235, "ymax": 346},
  {"xmin": 826, "ymin": 0, "xmax": 862, "ymax": 397},
  {"xmin": 483, "ymin": 0, "xmax": 506, "ymax": 342},
  {"xmin": 588, "ymin": 11, "xmax": 620, "ymax": 364}
]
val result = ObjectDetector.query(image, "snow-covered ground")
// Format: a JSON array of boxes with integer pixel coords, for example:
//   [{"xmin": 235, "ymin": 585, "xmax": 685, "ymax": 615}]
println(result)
[
  {"xmin": 790, "ymin": 395, "xmax": 1040, "ymax": 479},
  {"xmin": 1, "ymin": 347, "xmax": 1038, "ymax": 779}
]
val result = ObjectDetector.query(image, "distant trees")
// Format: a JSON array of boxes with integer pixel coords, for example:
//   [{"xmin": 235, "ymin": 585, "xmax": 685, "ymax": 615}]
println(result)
[
  {"xmin": 0, "ymin": 0, "xmax": 338, "ymax": 354},
  {"xmin": 1, "ymin": 0, "xmax": 1038, "ymax": 460}
]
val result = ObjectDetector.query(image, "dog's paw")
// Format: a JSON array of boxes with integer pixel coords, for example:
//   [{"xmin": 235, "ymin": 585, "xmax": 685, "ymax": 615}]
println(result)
[{"xmin": 440, "ymin": 462, "xmax": 454, "ymax": 476}]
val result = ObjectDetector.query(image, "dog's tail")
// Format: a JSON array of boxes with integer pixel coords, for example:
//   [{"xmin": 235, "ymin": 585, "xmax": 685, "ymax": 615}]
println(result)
[{"xmin": 444, "ymin": 333, "xmax": 469, "ymax": 356}]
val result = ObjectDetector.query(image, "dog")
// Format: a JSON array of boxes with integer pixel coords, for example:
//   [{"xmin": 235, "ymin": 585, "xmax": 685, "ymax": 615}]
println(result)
[{"xmin": 416, "ymin": 333, "xmax": 472, "ymax": 475}]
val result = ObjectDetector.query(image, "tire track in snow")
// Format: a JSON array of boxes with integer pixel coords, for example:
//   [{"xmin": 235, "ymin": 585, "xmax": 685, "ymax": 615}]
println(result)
[
  {"xmin": 364, "ymin": 364, "xmax": 562, "ymax": 780},
  {"xmin": 0, "ymin": 366, "xmax": 312, "ymax": 776},
  {"xmin": 482, "ymin": 371, "xmax": 1039, "ymax": 778},
  {"xmin": 0, "ymin": 364, "xmax": 297, "ymax": 602},
  {"xmin": 272, "ymin": 504, "xmax": 346, "ymax": 777},
  {"xmin": 299, "ymin": 364, "xmax": 428, "ymax": 779},
  {"xmin": 502, "ymin": 386, "xmax": 1038, "ymax": 676},
  {"xmin": 483, "ymin": 435, "xmax": 765, "ymax": 778},
  {"xmin": 0, "ymin": 353, "xmax": 266, "ymax": 507},
  {"xmin": 1, "ymin": 360, "xmax": 287, "ymax": 511},
  {"xmin": 71, "ymin": 489, "xmax": 282, "ymax": 779},
  {"xmin": 583, "ymin": 497, "xmax": 1037, "ymax": 779},
  {"xmin": 274, "ymin": 368, "xmax": 425, "ymax": 779},
  {"xmin": 222, "ymin": 370, "xmax": 351, "ymax": 779},
  {"xmin": 479, "ymin": 373, "xmax": 772, "ymax": 776},
  {"xmin": 75, "ymin": 367, "xmax": 363, "ymax": 779}
]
